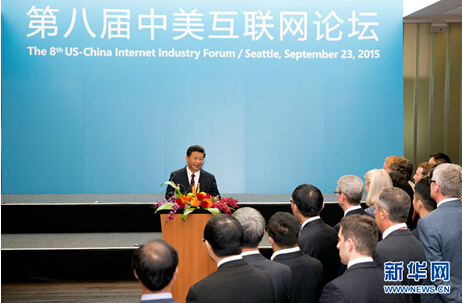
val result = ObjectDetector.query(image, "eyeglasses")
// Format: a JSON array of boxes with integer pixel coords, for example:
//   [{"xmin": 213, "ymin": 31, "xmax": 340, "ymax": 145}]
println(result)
[
  {"xmin": 334, "ymin": 191, "xmax": 342, "ymax": 195},
  {"xmin": 429, "ymin": 179, "xmax": 436, "ymax": 184},
  {"xmin": 202, "ymin": 237, "xmax": 206, "ymax": 243}
]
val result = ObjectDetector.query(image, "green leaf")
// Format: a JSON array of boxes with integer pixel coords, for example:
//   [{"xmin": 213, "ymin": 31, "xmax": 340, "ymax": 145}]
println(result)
[
  {"xmin": 161, "ymin": 181, "xmax": 179, "ymax": 190},
  {"xmin": 181, "ymin": 207, "xmax": 196, "ymax": 221},
  {"xmin": 206, "ymin": 208, "xmax": 221, "ymax": 215},
  {"xmin": 154, "ymin": 203, "xmax": 174, "ymax": 213}
]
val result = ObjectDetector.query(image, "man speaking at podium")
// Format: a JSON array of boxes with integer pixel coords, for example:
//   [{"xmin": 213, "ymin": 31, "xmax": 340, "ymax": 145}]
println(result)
[{"xmin": 166, "ymin": 145, "xmax": 220, "ymax": 198}]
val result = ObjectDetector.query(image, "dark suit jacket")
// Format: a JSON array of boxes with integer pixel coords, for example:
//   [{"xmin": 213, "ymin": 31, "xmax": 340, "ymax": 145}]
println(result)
[
  {"xmin": 243, "ymin": 253, "xmax": 291, "ymax": 303},
  {"xmin": 418, "ymin": 199, "xmax": 462, "ymax": 303},
  {"xmin": 319, "ymin": 261, "xmax": 404, "ymax": 303},
  {"xmin": 166, "ymin": 167, "xmax": 220, "ymax": 198},
  {"xmin": 299, "ymin": 218, "xmax": 340, "ymax": 286},
  {"xmin": 333, "ymin": 207, "xmax": 373, "ymax": 232},
  {"xmin": 186, "ymin": 259, "xmax": 275, "ymax": 303},
  {"xmin": 373, "ymin": 228, "xmax": 426, "ymax": 303},
  {"xmin": 411, "ymin": 227, "xmax": 419, "ymax": 241},
  {"xmin": 273, "ymin": 250, "xmax": 323, "ymax": 303},
  {"xmin": 141, "ymin": 299, "xmax": 176, "ymax": 303}
]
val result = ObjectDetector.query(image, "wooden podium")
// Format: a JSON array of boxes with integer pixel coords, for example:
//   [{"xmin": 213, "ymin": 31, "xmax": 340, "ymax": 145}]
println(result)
[{"xmin": 160, "ymin": 213, "xmax": 216, "ymax": 303}]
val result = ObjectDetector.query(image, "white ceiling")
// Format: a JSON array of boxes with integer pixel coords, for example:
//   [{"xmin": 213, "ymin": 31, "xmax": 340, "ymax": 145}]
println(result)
[{"xmin": 404, "ymin": 0, "xmax": 462, "ymax": 22}]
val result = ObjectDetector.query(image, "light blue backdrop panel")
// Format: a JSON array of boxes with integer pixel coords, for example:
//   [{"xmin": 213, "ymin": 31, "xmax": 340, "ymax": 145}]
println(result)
[{"xmin": 2, "ymin": 0, "xmax": 403, "ymax": 194}]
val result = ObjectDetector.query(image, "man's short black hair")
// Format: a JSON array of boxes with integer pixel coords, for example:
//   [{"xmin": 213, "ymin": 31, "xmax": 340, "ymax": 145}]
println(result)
[
  {"xmin": 430, "ymin": 152, "xmax": 452, "ymax": 164},
  {"xmin": 204, "ymin": 214, "xmax": 242, "ymax": 257},
  {"xmin": 267, "ymin": 212, "xmax": 299, "ymax": 248},
  {"xmin": 132, "ymin": 239, "xmax": 178, "ymax": 292},
  {"xmin": 292, "ymin": 184, "xmax": 323, "ymax": 217},
  {"xmin": 414, "ymin": 177, "xmax": 437, "ymax": 212},
  {"xmin": 187, "ymin": 145, "xmax": 206, "ymax": 157}
]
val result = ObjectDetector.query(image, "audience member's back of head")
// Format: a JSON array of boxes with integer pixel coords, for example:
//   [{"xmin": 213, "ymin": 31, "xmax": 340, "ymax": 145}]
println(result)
[
  {"xmin": 385, "ymin": 156, "xmax": 408, "ymax": 177},
  {"xmin": 432, "ymin": 163, "xmax": 462, "ymax": 198},
  {"xmin": 336, "ymin": 175, "xmax": 364, "ymax": 205},
  {"xmin": 366, "ymin": 169, "xmax": 393, "ymax": 207},
  {"xmin": 429, "ymin": 152, "xmax": 452, "ymax": 164},
  {"xmin": 232, "ymin": 207, "xmax": 265, "ymax": 248},
  {"xmin": 414, "ymin": 177, "xmax": 437, "ymax": 212},
  {"xmin": 292, "ymin": 184, "xmax": 323, "ymax": 217},
  {"xmin": 389, "ymin": 172, "xmax": 413, "ymax": 199},
  {"xmin": 204, "ymin": 214, "xmax": 243, "ymax": 257},
  {"xmin": 340, "ymin": 214, "xmax": 379, "ymax": 256},
  {"xmin": 132, "ymin": 239, "xmax": 178, "ymax": 292},
  {"xmin": 406, "ymin": 159, "xmax": 414, "ymax": 182},
  {"xmin": 376, "ymin": 187, "xmax": 410, "ymax": 223},
  {"xmin": 267, "ymin": 212, "xmax": 299, "ymax": 248}
]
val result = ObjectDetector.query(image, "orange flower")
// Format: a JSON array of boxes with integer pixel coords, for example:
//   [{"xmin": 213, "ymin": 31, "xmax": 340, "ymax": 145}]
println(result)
[
  {"xmin": 201, "ymin": 198, "xmax": 213, "ymax": 209},
  {"xmin": 189, "ymin": 197, "xmax": 200, "ymax": 207},
  {"xmin": 181, "ymin": 195, "xmax": 190, "ymax": 203}
]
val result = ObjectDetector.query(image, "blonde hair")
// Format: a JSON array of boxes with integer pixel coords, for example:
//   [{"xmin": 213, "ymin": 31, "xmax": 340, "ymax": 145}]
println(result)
[
  {"xmin": 365, "ymin": 169, "xmax": 379, "ymax": 185},
  {"xmin": 365, "ymin": 169, "xmax": 393, "ymax": 207}
]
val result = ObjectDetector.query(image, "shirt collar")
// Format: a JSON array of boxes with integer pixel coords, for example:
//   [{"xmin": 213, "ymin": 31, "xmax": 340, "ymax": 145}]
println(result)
[
  {"xmin": 344, "ymin": 205, "xmax": 362, "ymax": 216},
  {"xmin": 217, "ymin": 255, "xmax": 242, "ymax": 268},
  {"xmin": 241, "ymin": 250, "xmax": 260, "ymax": 256},
  {"xmin": 301, "ymin": 216, "xmax": 321, "ymax": 229},
  {"xmin": 437, "ymin": 198, "xmax": 459, "ymax": 207},
  {"xmin": 271, "ymin": 247, "xmax": 300, "ymax": 260},
  {"xmin": 382, "ymin": 223, "xmax": 407, "ymax": 239},
  {"xmin": 347, "ymin": 257, "xmax": 374, "ymax": 268},
  {"xmin": 141, "ymin": 293, "xmax": 173, "ymax": 301}
]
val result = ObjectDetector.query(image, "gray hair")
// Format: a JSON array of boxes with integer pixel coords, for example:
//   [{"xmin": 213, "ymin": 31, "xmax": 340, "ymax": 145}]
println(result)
[
  {"xmin": 232, "ymin": 207, "xmax": 266, "ymax": 248},
  {"xmin": 337, "ymin": 175, "xmax": 364, "ymax": 205},
  {"xmin": 376, "ymin": 187, "xmax": 410, "ymax": 223},
  {"xmin": 432, "ymin": 163, "xmax": 462, "ymax": 198}
]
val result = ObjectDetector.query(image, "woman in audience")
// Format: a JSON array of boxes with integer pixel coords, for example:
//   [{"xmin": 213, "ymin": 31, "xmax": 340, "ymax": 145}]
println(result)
[{"xmin": 364, "ymin": 169, "xmax": 393, "ymax": 217}]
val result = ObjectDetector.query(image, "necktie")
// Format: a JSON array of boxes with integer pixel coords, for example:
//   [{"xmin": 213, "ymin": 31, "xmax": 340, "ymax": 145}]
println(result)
[{"xmin": 191, "ymin": 174, "xmax": 195, "ymax": 188}]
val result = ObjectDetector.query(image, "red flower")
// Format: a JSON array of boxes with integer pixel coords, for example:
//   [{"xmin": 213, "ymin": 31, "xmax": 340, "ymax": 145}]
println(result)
[
  {"xmin": 196, "ymin": 193, "xmax": 205, "ymax": 200},
  {"xmin": 176, "ymin": 198, "xmax": 186, "ymax": 209},
  {"xmin": 201, "ymin": 198, "xmax": 213, "ymax": 209}
]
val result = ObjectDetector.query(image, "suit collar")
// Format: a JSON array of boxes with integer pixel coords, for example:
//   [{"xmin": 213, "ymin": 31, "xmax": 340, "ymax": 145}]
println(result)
[
  {"xmin": 217, "ymin": 258, "xmax": 247, "ymax": 270},
  {"xmin": 345, "ymin": 261, "xmax": 377, "ymax": 272},
  {"xmin": 383, "ymin": 223, "xmax": 408, "ymax": 239},
  {"xmin": 344, "ymin": 205, "xmax": 363, "ymax": 216},
  {"xmin": 242, "ymin": 253, "xmax": 266, "ymax": 261},
  {"xmin": 271, "ymin": 248, "xmax": 303, "ymax": 260},
  {"xmin": 301, "ymin": 216, "xmax": 321, "ymax": 229},
  {"xmin": 437, "ymin": 198, "xmax": 461, "ymax": 208}
]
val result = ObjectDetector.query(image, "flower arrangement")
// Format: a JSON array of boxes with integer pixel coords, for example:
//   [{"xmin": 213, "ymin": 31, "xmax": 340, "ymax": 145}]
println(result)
[{"xmin": 154, "ymin": 181, "xmax": 238, "ymax": 222}]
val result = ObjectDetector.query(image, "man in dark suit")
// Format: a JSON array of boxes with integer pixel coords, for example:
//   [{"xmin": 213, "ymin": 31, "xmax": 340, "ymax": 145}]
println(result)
[
  {"xmin": 418, "ymin": 163, "xmax": 462, "ymax": 303},
  {"xmin": 333, "ymin": 175, "xmax": 371, "ymax": 232},
  {"xmin": 320, "ymin": 215, "xmax": 404, "ymax": 303},
  {"xmin": 291, "ymin": 184, "xmax": 339, "ymax": 286},
  {"xmin": 373, "ymin": 187, "xmax": 426, "ymax": 303},
  {"xmin": 411, "ymin": 177, "xmax": 436, "ymax": 241},
  {"xmin": 233, "ymin": 207, "xmax": 292, "ymax": 303},
  {"xmin": 132, "ymin": 239, "xmax": 179, "ymax": 303},
  {"xmin": 166, "ymin": 145, "xmax": 219, "ymax": 198},
  {"xmin": 268, "ymin": 212, "xmax": 323, "ymax": 303},
  {"xmin": 186, "ymin": 214, "xmax": 275, "ymax": 303}
]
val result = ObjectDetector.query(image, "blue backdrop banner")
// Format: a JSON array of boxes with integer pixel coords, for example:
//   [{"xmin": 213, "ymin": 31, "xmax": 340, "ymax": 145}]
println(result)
[{"xmin": 2, "ymin": 0, "xmax": 403, "ymax": 194}]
